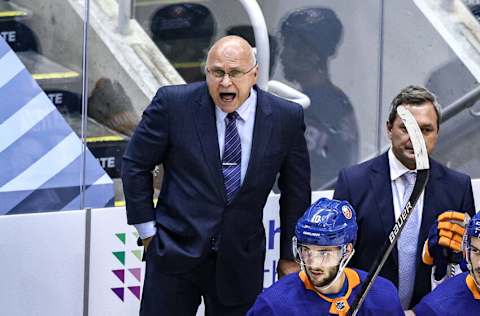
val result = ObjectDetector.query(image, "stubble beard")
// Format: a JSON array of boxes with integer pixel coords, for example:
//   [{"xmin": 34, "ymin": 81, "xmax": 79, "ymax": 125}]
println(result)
[{"xmin": 307, "ymin": 265, "xmax": 340, "ymax": 288}]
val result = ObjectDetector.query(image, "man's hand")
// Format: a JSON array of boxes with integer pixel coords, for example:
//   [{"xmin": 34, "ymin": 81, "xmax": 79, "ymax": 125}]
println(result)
[
  {"xmin": 277, "ymin": 259, "xmax": 300, "ymax": 279},
  {"xmin": 142, "ymin": 236, "xmax": 154, "ymax": 251}
]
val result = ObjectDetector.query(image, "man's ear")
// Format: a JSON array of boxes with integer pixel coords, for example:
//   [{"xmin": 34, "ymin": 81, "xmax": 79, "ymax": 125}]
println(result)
[
  {"xmin": 386, "ymin": 121, "xmax": 393, "ymax": 140},
  {"xmin": 347, "ymin": 243, "xmax": 354, "ymax": 253}
]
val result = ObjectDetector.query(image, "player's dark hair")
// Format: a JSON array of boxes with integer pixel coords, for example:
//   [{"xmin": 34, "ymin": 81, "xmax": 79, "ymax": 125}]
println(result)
[{"xmin": 387, "ymin": 85, "xmax": 441, "ymax": 130}]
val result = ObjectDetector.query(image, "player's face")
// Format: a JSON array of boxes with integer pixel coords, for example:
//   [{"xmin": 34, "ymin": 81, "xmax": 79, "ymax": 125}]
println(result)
[
  {"xmin": 306, "ymin": 263, "xmax": 340, "ymax": 289},
  {"xmin": 300, "ymin": 244, "xmax": 343, "ymax": 287},
  {"xmin": 206, "ymin": 41, "xmax": 257, "ymax": 113},
  {"xmin": 387, "ymin": 102, "xmax": 439, "ymax": 170},
  {"xmin": 469, "ymin": 237, "xmax": 480, "ymax": 281}
]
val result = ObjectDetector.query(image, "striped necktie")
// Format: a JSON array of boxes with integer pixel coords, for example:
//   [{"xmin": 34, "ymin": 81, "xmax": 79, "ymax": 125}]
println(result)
[
  {"xmin": 398, "ymin": 171, "xmax": 420, "ymax": 309},
  {"xmin": 222, "ymin": 111, "xmax": 241, "ymax": 204}
]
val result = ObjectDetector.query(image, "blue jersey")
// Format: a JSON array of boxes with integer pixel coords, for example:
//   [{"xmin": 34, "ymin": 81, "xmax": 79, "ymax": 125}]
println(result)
[
  {"xmin": 246, "ymin": 268, "xmax": 403, "ymax": 316},
  {"xmin": 414, "ymin": 272, "xmax": 480, "ymax": 316}
]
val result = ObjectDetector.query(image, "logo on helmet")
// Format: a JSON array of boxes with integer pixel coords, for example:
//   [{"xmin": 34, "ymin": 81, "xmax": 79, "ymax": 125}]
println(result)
[
  {"xmin": 475, "ymin": 225, "xmax": 480, "ymax": 235},
  {"xmin": 467, "ymin": 215, "xmax": 480, "ymax": 238},
  {"xmin": 342, "ymin": 205, "xmax": 352, "ymax": 220},
  {"xmin": 311, "ymin": 210, "xmax": 322, "ymax": 223}
]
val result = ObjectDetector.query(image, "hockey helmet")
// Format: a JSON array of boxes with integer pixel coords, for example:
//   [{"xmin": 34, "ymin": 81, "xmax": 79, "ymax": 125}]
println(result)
[{"xmin": 295, "ymin": 197, "xmax": 357, "ymax": 247}]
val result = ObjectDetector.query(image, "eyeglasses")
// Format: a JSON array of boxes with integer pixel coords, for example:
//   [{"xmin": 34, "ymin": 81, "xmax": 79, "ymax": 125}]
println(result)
[{"xmin": 206, "ymin": 63, "xmax": 257, "ymax": 80}]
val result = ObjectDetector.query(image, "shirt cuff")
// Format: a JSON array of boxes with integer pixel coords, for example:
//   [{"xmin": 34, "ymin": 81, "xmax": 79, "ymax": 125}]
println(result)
[{"xmin": 134, "ymin": 221, "xmax": 156, "ymax": 240}]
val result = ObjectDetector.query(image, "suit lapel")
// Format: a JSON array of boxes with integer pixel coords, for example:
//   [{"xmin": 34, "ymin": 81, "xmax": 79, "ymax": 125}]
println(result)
[
  {"xmin": 193, "ymin": 88, "xmax": 226, "ymax": 202},
  {"xmin": 236, "ymin": 88, "xmax": 273, "ymax": 198},
  {"xmin": 370, "ymin": 152, "xmax": 398, "ymax": 264},
  {"xmin": 416, "ymin": 158, "xmax": 439, "ymax": 260}
]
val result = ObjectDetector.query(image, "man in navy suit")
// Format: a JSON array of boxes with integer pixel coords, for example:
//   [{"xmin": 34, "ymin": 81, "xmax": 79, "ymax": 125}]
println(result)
[
  {"xmin": 333, "ymin": 86, "xmax": 475, "ymax": 309},
  {"xmin": 122, "ymin": 36, "xmax": 311, "ymax": 316}
]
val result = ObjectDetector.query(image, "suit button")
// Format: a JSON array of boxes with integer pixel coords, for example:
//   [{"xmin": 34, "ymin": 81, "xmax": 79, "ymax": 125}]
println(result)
[{"xmin": 210, "ymin": 236, "xmax": 218, "ymax": 251}]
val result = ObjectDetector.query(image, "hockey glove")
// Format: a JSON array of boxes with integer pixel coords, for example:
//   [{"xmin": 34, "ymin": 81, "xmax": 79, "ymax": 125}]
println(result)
[{"xmin": 422, "ymin": 211, "xmax": 469, "ymax": 280}]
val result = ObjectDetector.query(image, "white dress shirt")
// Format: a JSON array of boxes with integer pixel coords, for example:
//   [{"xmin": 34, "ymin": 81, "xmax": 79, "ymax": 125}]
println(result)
[
  {"xmin": 388, "ymin": 148, "xmax": 424, "ymax": 224},
  {"xmin": 134, "ymin": 89, "xmax": 257, "ymax": 239},
  {"xmin": 215, "ymin": 88, "xmax": 256, "ymax": 184}
]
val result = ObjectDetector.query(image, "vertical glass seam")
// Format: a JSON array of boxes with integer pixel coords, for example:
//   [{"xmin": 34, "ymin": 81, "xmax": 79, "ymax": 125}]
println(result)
[
  {"xmin": 80, "ymin": 0, "xmax": 91, "ymax": 211},
  {"xmin": 376, "ymin": 0, "xmax": 385, "ymax": 154}
]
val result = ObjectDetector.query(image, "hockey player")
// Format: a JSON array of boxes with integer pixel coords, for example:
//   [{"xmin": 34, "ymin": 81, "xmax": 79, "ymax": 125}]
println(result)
[
  {"xmin": 413, "ymin": 211, "xmax": 480, "ymax": 315},
  {"xmin": 246, "ymin": 197, "xmax": 404, "ymax": 316}
]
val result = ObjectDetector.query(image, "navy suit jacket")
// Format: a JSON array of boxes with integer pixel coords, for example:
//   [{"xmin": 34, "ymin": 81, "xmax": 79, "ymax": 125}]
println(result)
[
  {"xmin": 122, "ymin": 82, "xmax": 311, "ymax": 305},
  {"xmin": 333, "ymin": 151, "xmax": 475, "ymax": 307}
]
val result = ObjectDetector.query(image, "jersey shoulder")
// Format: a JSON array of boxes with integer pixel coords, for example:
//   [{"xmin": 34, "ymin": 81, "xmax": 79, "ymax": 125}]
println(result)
[
  {"xmin": 249, "ymin": 273, "xmax": 331, "ymax": 316},
  {"xmin": 414, "ymin": 272, "xmax": 480, "ymax": 316},
  {"xmin": 352, "ymin": 269, "xmax": 404, "ymax": 315}
]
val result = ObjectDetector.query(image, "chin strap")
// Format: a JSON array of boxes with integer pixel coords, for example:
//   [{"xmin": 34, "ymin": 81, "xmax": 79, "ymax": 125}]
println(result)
[
  {"xmin": 291, "ymin": 237, "xmax": 355, "ymax": 292},
  {"xmin": 463, "ymin": 233, "xmax": 480, "ymax": 289},
  {"xmin": 296, "ymin": 245, "xmax": 355, "ymax": 292},
  {"xmin": 466, "ymin": 250, "xmax": 480, "ymax": 289},
  {"xmin": 315, "ymin": 247, "xmax": 355, "ymax": 291},
  {"xmin": 467, "ymin": 263, "xmax": 480, "ymax": 289}
]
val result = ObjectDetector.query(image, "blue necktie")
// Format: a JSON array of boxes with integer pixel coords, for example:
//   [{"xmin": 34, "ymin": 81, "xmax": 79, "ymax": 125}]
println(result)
[
  {"xmin": 398, "ymin": 171, "xmax": 420, "ymax": 309},
  {"xmin": 222, "ymin": 112, "xmax": 241, "ymax": 204}
]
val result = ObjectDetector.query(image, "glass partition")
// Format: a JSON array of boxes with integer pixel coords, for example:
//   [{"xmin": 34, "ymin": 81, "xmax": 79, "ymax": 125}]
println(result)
[
  {"xmin": 1, "ymin": 0, "xmax": 478, "ymax": 213},
  {"xmin": 0, "ymin": 0, "xmax": 114, "ymax": 214},
  {"xmin": 133, "ymin": 0, "xmax": 383, "ymax": 191},
  {"xmin": 261, "ymin": 0, "xmax": 382, "ymax": 190},
  {"xmin": 381, "ymin": 0, "xmax": 480, "ymax": 178}
]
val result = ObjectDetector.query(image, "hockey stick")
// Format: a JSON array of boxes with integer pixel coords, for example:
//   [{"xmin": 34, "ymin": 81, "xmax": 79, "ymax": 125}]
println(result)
[{"xmin": 347, "ymin": 106, "xmax": 430, "ymax": 316}]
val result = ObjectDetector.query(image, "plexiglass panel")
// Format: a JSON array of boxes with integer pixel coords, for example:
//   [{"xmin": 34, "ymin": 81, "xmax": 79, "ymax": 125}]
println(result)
[
  {"xmin": 4, "ymin": 0, "xmax": 477, "ymax": 213},
  {"xmin": 0, "ymin": 0, "xmax": 114, "ymax": 214},
  {"xmin": 382, "ymin": 0, "xmax": 480, "ymax": 178}
]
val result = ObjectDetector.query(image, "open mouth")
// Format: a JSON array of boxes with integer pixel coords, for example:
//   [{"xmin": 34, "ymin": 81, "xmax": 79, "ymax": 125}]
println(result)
[{"xmin": 220, "ymin": 92, "xmax": 236, "ymax": 102}]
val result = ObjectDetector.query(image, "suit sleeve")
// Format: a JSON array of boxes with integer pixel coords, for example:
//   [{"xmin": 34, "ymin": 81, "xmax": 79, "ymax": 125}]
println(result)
[
  {"xmin": 277, "ymin": 105, "xmax": 311, "ymax": 260},
  {"xmin": 121, "ymin": 88, "xmax": 170, "ymax": 224},
  {"xmin": 333, "ymin": 168, "xmax": 351, "ymax": 202},
  {"xmin": 461, "ymin": 176, "xmax": 476, "ymax": 217}
]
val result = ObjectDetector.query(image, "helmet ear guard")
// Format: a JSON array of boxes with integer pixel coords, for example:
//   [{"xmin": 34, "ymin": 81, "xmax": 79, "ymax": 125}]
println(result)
[
  {"xmin": 464, "ymin": 237, "xmax": 477, "ymax": 287},
  {"xmin": 462, "ymin": 232, "xmax": 469, "ymax": 259},
  {"xmin": 292, "ymin": 236, "xmax": 299, "ymax": 263}
]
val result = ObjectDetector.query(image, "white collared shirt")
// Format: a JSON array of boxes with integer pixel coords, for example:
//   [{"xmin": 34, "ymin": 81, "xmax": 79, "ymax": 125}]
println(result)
[
  {"xmin": 388, "ymin": 148, "xmax": 424, "ymax": 234},
  {"xmin": 215, "ymin": 88, "xmax": 257, "ymax": 184},
  {"xmin": 135, "ymin": 88, "xmax": 257, "ymax": 239}
]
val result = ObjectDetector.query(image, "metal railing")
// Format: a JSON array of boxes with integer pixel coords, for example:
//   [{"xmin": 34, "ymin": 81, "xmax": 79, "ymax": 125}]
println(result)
[
  {"xmin": 238, "ymin": 0, "xmax": 310, "ymax": 108},
  {"xmin": 441, "ymin": 85, "xmax": 480, "ymax": 121},
  {"xmin": 117, "ymin": 0, "xmax": 135, "ymax": 35}
]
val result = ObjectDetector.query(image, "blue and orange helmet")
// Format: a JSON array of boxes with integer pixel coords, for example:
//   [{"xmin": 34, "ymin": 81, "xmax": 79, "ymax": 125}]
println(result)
[{"xmin": 295, "ymin": 197, "xmax": 357, "ymax": 247}]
